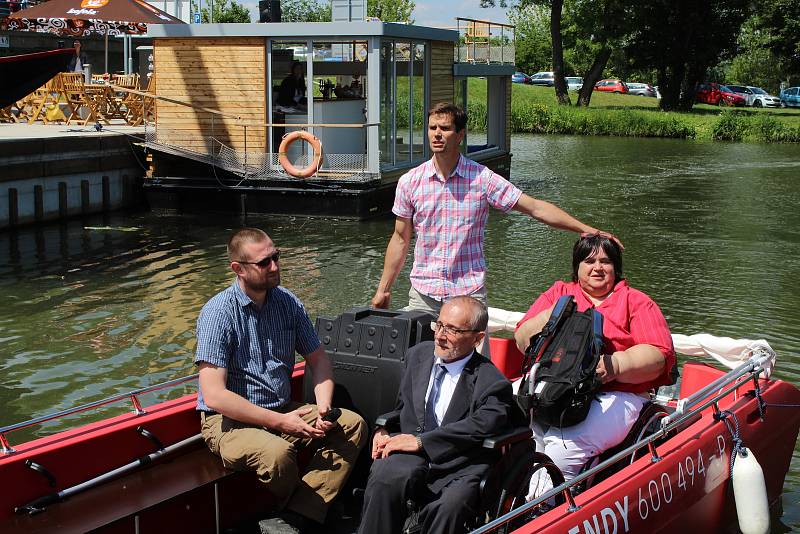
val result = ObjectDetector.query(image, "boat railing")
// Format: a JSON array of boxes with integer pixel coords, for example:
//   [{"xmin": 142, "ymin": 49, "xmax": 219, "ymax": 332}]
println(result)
[
  {"xmin": 454, "ymin": 17, "xmax": 515, "ymax": 65},
  {"xmin": 0, "ymin": 374, "xmax": 199, "ymax": 455},
  {"xmin": 110, "ymin": 84, "xmax": 381, "ymax": 182},
  {"xmin": 472, "ymin": 351, "xmax": 773, "ymax": 533}
]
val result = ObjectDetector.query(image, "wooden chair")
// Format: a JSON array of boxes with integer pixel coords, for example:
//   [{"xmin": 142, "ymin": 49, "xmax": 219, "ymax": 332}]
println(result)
[
  {"xmin": 0, "ymin": 105, "xmax": 17, "ymax": 123},
  {"xmin": 126, "ymin": 74, "xmax": 154, "ymax": 126},
  {"xmin": 111, "ymin": 73, "xmax": 139, "ymax": 120},
  {"xmin": 26, "ymin": 76, "xmax": 61, "ymax": 124},
  {"xmin": 61, "ymin": 72, "xmax": 106, "ymax": 125}
]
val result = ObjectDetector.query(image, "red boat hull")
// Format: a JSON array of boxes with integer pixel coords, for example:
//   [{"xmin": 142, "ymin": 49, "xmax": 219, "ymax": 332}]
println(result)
[{"xmin": 0, "ymin": 343, "xmax": 798, "ymax": 534}]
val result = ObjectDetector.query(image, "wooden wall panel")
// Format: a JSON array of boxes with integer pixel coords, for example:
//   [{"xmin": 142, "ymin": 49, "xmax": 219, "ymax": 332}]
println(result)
[
  {"xmin": 154, "ymin": 38, "xmax": 266, "ymax": 152},
  {"xmin": 429, "ymin": 41, "xmax": 454, "ymax": 106}
]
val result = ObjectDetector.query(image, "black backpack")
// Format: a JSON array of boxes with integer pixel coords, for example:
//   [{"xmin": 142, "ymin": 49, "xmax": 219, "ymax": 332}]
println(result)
[{"xmin": 516, "ymin": 295, "xmax": 604, "ymax": 428}]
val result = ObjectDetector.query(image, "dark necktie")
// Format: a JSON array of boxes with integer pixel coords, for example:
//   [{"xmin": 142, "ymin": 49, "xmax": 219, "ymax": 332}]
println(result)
[{"xmin": 424, "ymin": 364, "xmax": 447, "ymax": 431}]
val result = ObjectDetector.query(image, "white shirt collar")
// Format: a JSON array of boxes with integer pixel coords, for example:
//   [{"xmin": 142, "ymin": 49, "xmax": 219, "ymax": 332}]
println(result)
[{"xmin": 435, "ymin": 350, "xmax": 474, "ymax": 375}]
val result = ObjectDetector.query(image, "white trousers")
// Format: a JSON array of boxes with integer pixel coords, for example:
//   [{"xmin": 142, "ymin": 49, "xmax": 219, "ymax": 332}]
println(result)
[{"xmin": 527, "ymin": 391, "xmax": 648, "ymax": 500}]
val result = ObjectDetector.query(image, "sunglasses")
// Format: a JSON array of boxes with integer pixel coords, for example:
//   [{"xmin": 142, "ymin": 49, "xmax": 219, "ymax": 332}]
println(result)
[{"xmin": 236, "ymin": 250, "xmax": 280, "ymax": 268}]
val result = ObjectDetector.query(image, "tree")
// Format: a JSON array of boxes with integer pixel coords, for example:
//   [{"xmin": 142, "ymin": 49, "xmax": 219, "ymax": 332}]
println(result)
[
  {"xmin": 367, "ymin": 0, "xmax": 415, "ymax": 23},
  {"xmin": 508, "ymin": 3, "xmax": 552, "ymax": 74},
  {"xmin": 280, "ymin": 0, "xmax": 331, "ymax": 22},
  {"xmin": 624, "ymin": 0, "xmax": 750, "ymax": 111},
  {"xmin": 727, "ymin": 15, "xmax": 785, "ymax": 93},
  {"xmin": 191, "ymin": 0, "xmax": 251, "ymax": 22},
  {"xmin": 758, "ymin": 0, "xmax": 800, "ymax": 84}
]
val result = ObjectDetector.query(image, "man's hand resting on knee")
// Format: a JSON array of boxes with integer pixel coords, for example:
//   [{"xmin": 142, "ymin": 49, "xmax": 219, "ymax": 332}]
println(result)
[
  {"xmin": 378, "ymin": 433, "xmax": 422, "ymax": 458},
  {"xmin": 274, "ymin": 406, "xmax": 325, "ymax": 439}
]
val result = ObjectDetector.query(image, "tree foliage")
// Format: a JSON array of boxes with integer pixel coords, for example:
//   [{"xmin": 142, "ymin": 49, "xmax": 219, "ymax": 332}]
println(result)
[
  {"xmin": 280, "ymin": 0, "xmax": 332, "ymax": 22},
  {"xmin": 623, "ymin": 0, "xmax": 750, "ymax": 110},
  {"xmin": 758, "ymin": 0, "xmax": 800, "ymax": 83},
  {"xmin": 727, "ymin": 16, "xmax": 785, "ymax": 93},
  {"xmin": 192, "ymin": 0, "xmax": 251, "ymax": 22},
  {"xmin": 508, "ymin": 4, "xmax": 551, "ymax": 73},
  {"xmin": 368, "ymin": 0, "xmax": 415, "ymax": 23}
]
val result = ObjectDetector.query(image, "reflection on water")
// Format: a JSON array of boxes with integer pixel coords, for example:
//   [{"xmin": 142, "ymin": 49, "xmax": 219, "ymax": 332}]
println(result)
[{"xmin": 0, "ymin": 134, "xmax": 798, "ymax": 527}]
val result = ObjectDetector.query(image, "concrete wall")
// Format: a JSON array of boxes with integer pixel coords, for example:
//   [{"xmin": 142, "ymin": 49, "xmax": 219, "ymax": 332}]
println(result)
[{"xmin": 0, "ymin": 135, "xmax": 144, "ymax": 229}]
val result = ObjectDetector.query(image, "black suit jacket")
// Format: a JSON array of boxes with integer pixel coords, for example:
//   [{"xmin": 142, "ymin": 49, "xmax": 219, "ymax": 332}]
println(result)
[{"xmin": 383, "ymin": 341, "xmax": 523, "ymax": 492}]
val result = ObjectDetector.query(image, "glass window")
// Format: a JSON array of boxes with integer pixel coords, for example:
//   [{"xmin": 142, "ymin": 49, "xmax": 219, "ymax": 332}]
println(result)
[
  {"xmin": 395, "ymin": 41, "xmax": 411, "ymax": 165},
  {"xmin": 465, "ymin": 77, "xmax": 488, "ymax": 154},
  {"xmin": 410, "ymin": 43, "xmax": 426, "ymax": 161},
  {"xmin": 379, "ymin": 39, "xmax": 427, "ymax": 169},
  {"xmin": 379, "ymin": 41, "xmax": 394, "ymax": 165},
  {"xmin": 270, "ymin": 41, "xmax": 308, "ymax": 161}
]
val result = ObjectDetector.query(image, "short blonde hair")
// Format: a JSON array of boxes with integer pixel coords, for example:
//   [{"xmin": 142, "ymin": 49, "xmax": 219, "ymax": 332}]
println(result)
[{"xmin": 227, "ymin": 228, "xmax": 270, "ymax": 261}]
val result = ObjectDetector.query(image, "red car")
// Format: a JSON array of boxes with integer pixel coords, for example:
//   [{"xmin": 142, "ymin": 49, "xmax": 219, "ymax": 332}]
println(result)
[
  {"xmin": 695, "ymin": 83, "xmax": 747, "ymax": 106},
  {"xmin": 593, "ymin": 79, "xmax": 628, "ymax": 94}
]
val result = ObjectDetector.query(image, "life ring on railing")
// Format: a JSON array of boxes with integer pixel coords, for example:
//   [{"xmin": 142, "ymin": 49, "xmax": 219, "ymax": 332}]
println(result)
[{"xmin": 278, "ymin": 130, "xmax": 324, "ymax": 178}]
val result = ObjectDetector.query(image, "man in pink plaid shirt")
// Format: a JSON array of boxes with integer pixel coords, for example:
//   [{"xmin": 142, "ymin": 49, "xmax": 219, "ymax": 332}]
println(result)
[{"xmin": 371, "ymin": 103, "xmax": 619, "ymax": 353}]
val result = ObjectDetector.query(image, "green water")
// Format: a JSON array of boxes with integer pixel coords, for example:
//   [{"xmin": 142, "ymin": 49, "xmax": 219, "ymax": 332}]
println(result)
[{"xmin": 1, "ymin": 134, "xmax": 798, "ymax": 528}]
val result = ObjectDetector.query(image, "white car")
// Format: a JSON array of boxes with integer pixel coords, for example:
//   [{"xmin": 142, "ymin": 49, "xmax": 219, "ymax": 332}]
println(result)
[
  {"xmin": 566, "ymin": 77, "xmax": 583, "ymax": 91},
  {"xmin": 746, "ymin": 86, "xmax": 781, "ymax": 108}
]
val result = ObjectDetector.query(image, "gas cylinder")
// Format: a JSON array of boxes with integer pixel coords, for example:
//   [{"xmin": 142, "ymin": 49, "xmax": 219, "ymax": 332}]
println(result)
[{"xmin": 732, "ymin": 447, "xmax": 769, "ymax": 534}]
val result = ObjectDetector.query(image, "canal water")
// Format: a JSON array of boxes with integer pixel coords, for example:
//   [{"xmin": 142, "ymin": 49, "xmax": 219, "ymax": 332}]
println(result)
[{"xmin": 1, "ymin": 134, "xmax": 799, "ymax": 529}]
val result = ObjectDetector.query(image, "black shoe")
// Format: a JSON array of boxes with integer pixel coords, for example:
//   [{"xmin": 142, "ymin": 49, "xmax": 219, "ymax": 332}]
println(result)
[{"xmin": 258, "ymin": 511, "xmax": 310, "ymax": 534}]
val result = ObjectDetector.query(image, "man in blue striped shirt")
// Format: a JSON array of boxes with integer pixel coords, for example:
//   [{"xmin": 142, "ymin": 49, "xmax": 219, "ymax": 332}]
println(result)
[{"xmin": 196, "ymin": 228, "xmax": 367, "ymax": 533}]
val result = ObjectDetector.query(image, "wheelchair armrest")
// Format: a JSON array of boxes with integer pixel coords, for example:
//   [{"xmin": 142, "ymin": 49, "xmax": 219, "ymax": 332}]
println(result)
[
  {"xmin": 482, "ymin": 426, "xmax": 532, "ymax": 450},
  {"xmin": 375, "ymin": 412, "xmax": 400, "ymax": 429}
]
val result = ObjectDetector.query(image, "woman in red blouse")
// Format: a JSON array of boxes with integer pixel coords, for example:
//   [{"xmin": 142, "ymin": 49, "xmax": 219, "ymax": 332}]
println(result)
[{"xmin": 514, "ymin": 234, "xmax": 675, "ymax": 497}]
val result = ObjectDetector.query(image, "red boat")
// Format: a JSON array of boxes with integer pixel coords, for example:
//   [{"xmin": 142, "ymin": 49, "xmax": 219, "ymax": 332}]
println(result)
[{"xmin": 0, "ymin": 316, "xmax": 798, "ymax": 534}]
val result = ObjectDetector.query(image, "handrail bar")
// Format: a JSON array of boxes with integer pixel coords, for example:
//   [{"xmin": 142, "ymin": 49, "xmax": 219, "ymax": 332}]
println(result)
[
  {"xmin": 471, "ymin": 358, "xmax": 769, "ymax": 533},
  {"xmin": 663, "ymin": 350, "xmax": 772, "ymax": 424},
  {"xmin": 108, "ymin": 84, "xmax": 378, "ymax": 129},
  {"xmin": 455, "ymin": 16, "xmax": 515, "ymax": 29},
  {"xmin": 0, "ymin": 374, "xmax": 198, "ymax": 453}
]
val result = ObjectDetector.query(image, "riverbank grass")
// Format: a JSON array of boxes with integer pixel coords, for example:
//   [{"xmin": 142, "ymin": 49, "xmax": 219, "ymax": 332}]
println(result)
[{"xmin": 470, "ymin": 81, "xmax": 800, "ymax": 142}]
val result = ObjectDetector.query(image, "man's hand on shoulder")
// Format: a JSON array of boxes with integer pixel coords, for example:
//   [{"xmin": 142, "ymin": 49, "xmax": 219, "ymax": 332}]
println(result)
[
  {"xmin": 380, "ymin": 433, "xmax": 422, "ymax": 458},
  {"xmin": 274, "ymin": 406, "xmax": 324, "ymax": 439}
]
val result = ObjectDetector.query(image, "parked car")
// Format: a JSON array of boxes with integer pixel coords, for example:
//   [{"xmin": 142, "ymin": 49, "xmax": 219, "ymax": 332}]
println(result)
[
  {"xmin": 512, "ymin": 72, "xmax": 531, "ymax": 84},
  {"xmin": 565, "ymin": 76, "xmax": 583, "ymax": 91},
  {"xmin": 594, "ymin": 79, "xmax": 629, "ymax": 94},
  {"xmin": 747, "ymin": 86, "xmax": 781, "ymax": 108},
  {"xmin": 529, "ymin": 71, "xmax": 555, "ymax": 86},
  {"xmin": 780, "ymin": 87, "xmax": 800, "ymax": 108},
  {"xmin": 725, "ymin": 85, "xmax": 756, "ymax": 106},
  {"xmin": 695, "ymin": 83, "xmax": 746, "ymax": 106},
  {"xmin": 626, "ymin": 82, "xmax": 656, "ymax": 97}
]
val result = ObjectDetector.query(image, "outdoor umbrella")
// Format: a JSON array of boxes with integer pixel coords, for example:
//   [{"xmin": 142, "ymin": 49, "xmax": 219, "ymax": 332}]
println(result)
[{"xmin": 5, "ymin": 0, "xmax": 185, "ymax": 36}]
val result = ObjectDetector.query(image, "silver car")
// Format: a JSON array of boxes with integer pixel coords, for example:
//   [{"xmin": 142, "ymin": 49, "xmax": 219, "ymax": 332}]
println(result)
[
  {"xmin": 746, "ymin": 86, "xmax": 781, "ymax": 108},
  {"xmin": 626, "ymin": 82, "xmax": 657, "ymax": 97}
]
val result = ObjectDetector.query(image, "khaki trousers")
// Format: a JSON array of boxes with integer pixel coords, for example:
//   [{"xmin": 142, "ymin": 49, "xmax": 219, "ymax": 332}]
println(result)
[{"xmin": 201, "ymin": 402, "xmax": 367, "ymax": 523}]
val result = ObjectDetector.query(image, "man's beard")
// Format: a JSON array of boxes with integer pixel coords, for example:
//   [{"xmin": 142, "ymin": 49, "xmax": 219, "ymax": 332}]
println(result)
[{"xmin": 247, "ymin": 273, "xmax": 280, "ymax": 292}]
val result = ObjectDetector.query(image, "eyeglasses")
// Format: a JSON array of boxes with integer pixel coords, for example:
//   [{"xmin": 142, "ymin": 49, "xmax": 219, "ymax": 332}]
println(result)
[
  {"xmin": 430, "ymin": 321, "xmax": 478, "ymax": 336},
  {"xmin": 235, "ymin": 250, "xmax": 280, "ymax": 268}
]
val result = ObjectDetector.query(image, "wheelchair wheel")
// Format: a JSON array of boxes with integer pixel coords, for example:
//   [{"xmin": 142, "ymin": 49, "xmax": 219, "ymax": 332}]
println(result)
[{"xmin": 493, "ymin": 452, "xmax": 565, "ymax": 532}]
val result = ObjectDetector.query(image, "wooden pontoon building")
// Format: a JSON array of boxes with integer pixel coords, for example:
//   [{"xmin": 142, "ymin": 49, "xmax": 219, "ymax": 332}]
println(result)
[{"xmin": 144, "ymin": 20, "xmax": 514, "ymax": 218}]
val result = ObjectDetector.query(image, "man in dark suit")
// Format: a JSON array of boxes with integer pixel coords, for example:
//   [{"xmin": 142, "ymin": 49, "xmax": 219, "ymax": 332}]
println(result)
[{"xmin": 358, "ymin": 296, "xmax": 521, "ymax": 534}]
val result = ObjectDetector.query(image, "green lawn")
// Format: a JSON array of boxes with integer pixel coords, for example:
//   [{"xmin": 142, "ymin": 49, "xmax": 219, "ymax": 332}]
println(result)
[{"xmin": 471, "ymin": 81, "xmax": 800, "ymax": 142}]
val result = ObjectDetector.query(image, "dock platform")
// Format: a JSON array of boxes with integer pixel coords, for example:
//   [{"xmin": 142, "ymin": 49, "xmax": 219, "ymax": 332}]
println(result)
[{"xmin": 0, "ymin": 123, "xmax": 146, "ymax": 229}]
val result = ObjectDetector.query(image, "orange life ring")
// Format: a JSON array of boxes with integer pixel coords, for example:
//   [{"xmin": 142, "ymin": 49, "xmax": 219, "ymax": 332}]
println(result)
[{"xmin": 278, "ymin": 130, "xmax": 324, "ymax": 178}]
